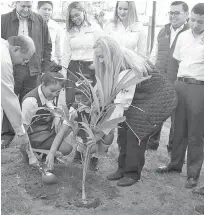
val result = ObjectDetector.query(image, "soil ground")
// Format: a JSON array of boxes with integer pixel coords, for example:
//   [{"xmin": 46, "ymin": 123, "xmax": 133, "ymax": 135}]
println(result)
[{"xmin": 1, "ymin": 118, "xmax": 204, "ymax": 215}]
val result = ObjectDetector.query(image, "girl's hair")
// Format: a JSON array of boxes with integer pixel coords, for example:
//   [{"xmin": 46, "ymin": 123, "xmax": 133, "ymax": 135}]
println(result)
[
  {"xmin": 66, "ymin": 1, "xmax": 91, "ymax": 32},
  {"xmin": 37, "ymin": 1, "xmax": 53, "ymax": 9},
  {"xmin": 42, "ymin": 64, "xmax": 65, "ymax": 87},
  {"xmin": 113, "ymin": 1, "xmax": 138, "ymax": 27},
  {"xmin": 94, "ymin": 36, "xmax": 150, "ymax": 80}
]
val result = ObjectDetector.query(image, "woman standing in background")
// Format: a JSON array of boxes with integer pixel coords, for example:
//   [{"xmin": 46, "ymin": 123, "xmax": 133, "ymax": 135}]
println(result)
[
  {"xmin": 61, "ymin": 1, "xmax": 103, "ymax": 109},
  {"xmin": 61, "ymin": 2, "xmax": 103, "ymax": 167},
  {"xmin": 37, "ymin": 1, "xmax": 62, "ymax": 65},
  {"xmin": 104, "ymin": 1, "xmax": 147, "ymax": 56}
]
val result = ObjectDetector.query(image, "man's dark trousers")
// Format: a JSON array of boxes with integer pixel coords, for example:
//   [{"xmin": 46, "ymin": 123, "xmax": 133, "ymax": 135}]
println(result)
[
  {"xmin": 147, "ymin": 117, "xmax": 174, "ymax": 151},
  {"xmin": 168, "ymin": 80, "xmax": 204, "ymax": 179}
]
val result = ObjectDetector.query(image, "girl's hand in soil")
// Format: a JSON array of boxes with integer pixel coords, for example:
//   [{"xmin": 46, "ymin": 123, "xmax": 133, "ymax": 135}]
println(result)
[{"xmin": 45, "ymin": 152, "xmax": 55, "ymax": 170}]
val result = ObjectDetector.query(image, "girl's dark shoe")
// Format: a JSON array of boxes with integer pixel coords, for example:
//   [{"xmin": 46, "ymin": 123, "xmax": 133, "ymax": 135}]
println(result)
[
  {"xmin": 89, "ymin": 157, "xmax": 99, "ymax": 171},
  {"xmin": 72, "ymin": 150, "xmax": 82, "ymax": 164}
]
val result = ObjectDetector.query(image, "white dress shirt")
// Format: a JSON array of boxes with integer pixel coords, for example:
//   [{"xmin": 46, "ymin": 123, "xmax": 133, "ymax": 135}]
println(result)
[
  {"xmin": 1, "ymin": 39, "xmax": 25, "ymax": 135},
  {"xmin": 173, "ymin": 29, "xmax": 204, "ymax": 81},
  {"xmin": 17, "ymin": 12, "xmax": 29, "ymax": 36},
  {"xmin": 150, "ymin": 24, "xmax": 184, "ymax": 64},
  {"xmin": 47, "ymin": 19, "xmax": 62, "ymax": 64},
  {"xmin": 104, "ymin": 21, "xmax": 146, "ymax": 56},
  {"xmin": 61, "ymin": 21, "xmax": 103, "ymax": 71}
]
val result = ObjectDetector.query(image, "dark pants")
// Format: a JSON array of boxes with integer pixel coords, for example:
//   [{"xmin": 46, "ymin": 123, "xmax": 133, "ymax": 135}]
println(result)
[
  {"xmin": 1, "ymin": 65, "xmax": 38, "ymax": 140},
  {"xmin": 66, "ymin": 60, "xmax": 95, "ymax": 109},
  {"xmin": 117, "ymin": 122, "xmax": 160, "ymax": 180},
  {"xmin": 168, "ymin": 80, "xmax": 204, "ymax": 180},
  {"xmin": 147, "ymin": 114, "xmax": 174, "ymax": 152}
]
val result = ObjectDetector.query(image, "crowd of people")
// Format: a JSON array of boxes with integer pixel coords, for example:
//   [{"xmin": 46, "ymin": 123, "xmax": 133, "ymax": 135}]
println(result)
[{"xmin": 1, "ymin": 1, "xmax": 204, "ymax": 212}]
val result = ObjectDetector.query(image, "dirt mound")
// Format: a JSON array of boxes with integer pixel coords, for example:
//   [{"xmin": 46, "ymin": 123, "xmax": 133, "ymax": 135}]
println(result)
[{"xmin": 2, "ymin": 149, "xmax": 119, "ymax": 211}]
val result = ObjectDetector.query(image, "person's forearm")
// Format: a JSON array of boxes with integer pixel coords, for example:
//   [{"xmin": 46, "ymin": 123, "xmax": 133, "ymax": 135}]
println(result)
[
  {"xmin": 55, "ymin": 33, "xmax": 62, "ymax": 65},
  {"xmin": 61, "ymin": 32, "xmax": 71, "ymax": 71},
  {"xmin": 49, "ymin": 124, "xmax": 72, "ymax": 154},
  {"xmin": 1, "ymin": 81, "xmax": 25, "ymax": 136}
]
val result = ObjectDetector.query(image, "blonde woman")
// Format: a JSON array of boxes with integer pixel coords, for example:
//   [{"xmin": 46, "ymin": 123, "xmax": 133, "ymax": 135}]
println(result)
[
  {"xmin": 93, "ymin": 36, "xmax": 177, "ymax": 186},
  {"xmin": 104, "ymin": 1, "xmax": 146, "ymax": 56}
]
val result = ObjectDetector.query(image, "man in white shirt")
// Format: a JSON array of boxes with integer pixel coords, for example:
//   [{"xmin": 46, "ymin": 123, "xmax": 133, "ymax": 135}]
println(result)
[
  {"xmin": 1, "ymin": 35, "xmax": 35, "ymax": 149},
  {"xmin": 148, "ymin": 1, "xmax": 189, "ymax": 152},
  {"xmin": 156, "ymin": 3, "xmax": 204, "ymax": 189},
  {"xmin": 37, "ymin": 1, "xmax": 62, "ymax": 65}
]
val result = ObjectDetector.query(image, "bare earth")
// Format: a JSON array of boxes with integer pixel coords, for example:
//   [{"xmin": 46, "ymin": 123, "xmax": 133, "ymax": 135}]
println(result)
[{"xmin": 1, "ymin": 118, "xmax": 204, "ymax": 215}]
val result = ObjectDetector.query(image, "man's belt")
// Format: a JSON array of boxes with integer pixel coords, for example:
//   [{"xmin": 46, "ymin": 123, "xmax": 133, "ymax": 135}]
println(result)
[{"xmin": 177, "ymin": 77, "xmax": 204, "ymax": 85}]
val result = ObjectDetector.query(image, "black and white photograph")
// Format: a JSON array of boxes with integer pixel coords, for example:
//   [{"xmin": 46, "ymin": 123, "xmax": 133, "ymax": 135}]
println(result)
[{"xmin": 1, "ymin": 1, "xmax": 204, "ymax": 214}]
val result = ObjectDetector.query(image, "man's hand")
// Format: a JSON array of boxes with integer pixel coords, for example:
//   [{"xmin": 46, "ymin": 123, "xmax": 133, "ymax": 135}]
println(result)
[{"xmin": 45, "ymin": 151, "xmax": 55, "ymax": 170}]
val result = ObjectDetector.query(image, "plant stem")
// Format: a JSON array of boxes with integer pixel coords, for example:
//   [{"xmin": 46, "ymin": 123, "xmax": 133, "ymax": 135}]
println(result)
[{"xmin": 81, "ymin": 144, "xmax": 91, "ymax": 203}]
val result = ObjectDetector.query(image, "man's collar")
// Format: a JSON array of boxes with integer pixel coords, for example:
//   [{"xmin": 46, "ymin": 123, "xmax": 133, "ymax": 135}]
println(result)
[
  {"xmin": 170, "ymin": 23, "xmax": 185, "ymax": 32},
  {"xmin": 12, "ymin": 9, "xmax": 34, "ymax": 22}
]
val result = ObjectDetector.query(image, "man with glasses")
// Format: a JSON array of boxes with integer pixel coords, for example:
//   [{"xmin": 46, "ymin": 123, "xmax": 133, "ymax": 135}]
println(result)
[
  {"xmin": 1, "ymin": 1, "xmax": 52, "ymax": 148},
  {"xmin": 156, "ymin": 3, "xmax": 204, "ymax": 189},
  {"xmin": 148, "ymin": 1, "xmax": 189, "ymax": 152}
]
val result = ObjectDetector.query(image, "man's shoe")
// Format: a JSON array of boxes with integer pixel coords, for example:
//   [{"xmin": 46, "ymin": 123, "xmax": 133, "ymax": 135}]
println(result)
[
  {"xmin": 89, "ymin": 157, "xmax": 99, "ymax": 171},
  {"xmin": 107, "ymin": 169, "xmax": 123, "ymax": 180},
  {"xmin": 194, "ymin": 205, "xmax": 204, "ymax": 214},
  {"xmin": 117, "ymin": 177, "xmax": 138, "ymax": 187},
  {"xmin": 192, "ymin": 186, "xmax": 204, "ymax": 195},
  {"xmin": 72, "ymin": 150, "xmax": 82, "ymax": 164},
  {"xmin": 156, "ymin": 165, "xmax": 182, "ymax": 174},
  {"xmin": 185, "ymin": 178, "xmax": 198, "ymax": 189}
]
